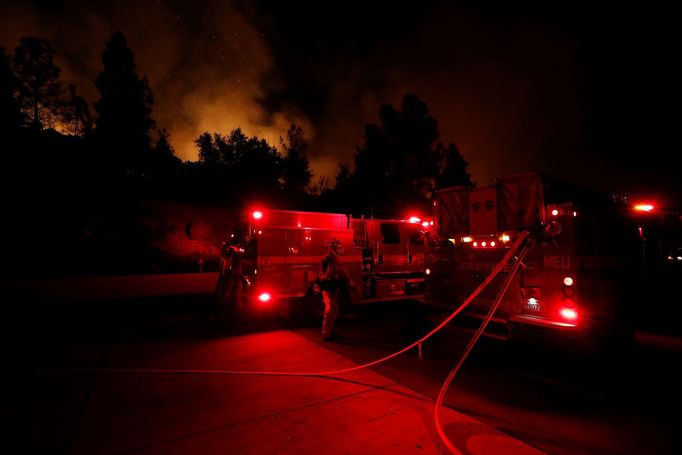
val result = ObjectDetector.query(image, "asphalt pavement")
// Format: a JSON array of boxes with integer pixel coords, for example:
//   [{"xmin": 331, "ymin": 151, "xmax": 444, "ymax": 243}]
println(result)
[{"xmin": 4, "ymin": 303, "xmax": 542, "ymax": 454}]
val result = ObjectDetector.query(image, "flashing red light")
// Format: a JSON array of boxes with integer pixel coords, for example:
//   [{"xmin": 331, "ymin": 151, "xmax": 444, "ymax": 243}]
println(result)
[
  {"xmin": 563, "ymin": 276, "xmax": 574, "ymax": 286},
  {"xmin": 634, "ymin": 204, "xmax": 654, "ymax": 212},
  {"xmin": 490, "ymin": 241, "xmax": 496, "ymax": 247},
  {"xmin": 258, "ymin": 292, "xmax": 271, "ymax": 303},
  {"xmin": 560, "ymin": 307, "xmax": 578, "ymax": 321},
  {"xmin": 422, "ymin": 221, "xmax": 430, "ymax": 228},
  {"xmin": 481, "ymin": 241, "xmax": 487, "ymax": 247},
  {"xmin": 425, "ymin": 268, "xmax": 431, "ymax": 275},
  {"xmin": 473, "ymin": 241, "xmax": 478, "ymax": 247},
  {"xmin": 462, "ymin": 236, "xmax": 473, "ymax": 243},
  {"xmin": 408, "ymin": 216, "xmax": 421, "ymax": 224},
  {"xmin": 252, "ymin": 210, "xmax": 263, "ymax": 220},
  {"xmin": 551, "ymin": 209, "xmax": 559, "ymax": 216}
]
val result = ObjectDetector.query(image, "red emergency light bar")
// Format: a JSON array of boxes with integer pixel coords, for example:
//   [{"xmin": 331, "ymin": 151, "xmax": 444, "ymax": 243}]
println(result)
[
  {"xmin": 634, "ymin": 204, "xmax": 654, "ymax": 212},
  {"xmin": 461, "ymin": 234, "xmax": 510, "ymax": 247}
]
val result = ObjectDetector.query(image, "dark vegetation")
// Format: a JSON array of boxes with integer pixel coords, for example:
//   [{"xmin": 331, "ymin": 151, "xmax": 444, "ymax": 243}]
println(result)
[{"xmin": 0, "ymin": 32, "xmax": 471, "ymax": 277}]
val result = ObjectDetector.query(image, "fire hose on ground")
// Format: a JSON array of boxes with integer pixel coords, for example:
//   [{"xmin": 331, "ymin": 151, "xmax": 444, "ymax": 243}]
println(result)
[{"xmin": 45, "ymin": 231, "xmax": 531, "ymax": 454}]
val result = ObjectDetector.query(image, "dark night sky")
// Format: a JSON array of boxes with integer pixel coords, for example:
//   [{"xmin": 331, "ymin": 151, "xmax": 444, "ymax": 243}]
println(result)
[{"xmin": 1, "ymin": 0, "xmax": 679, "ymax": 204}]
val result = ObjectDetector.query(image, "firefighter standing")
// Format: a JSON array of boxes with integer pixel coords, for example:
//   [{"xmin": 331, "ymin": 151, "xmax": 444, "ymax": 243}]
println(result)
[
  {"xmin": 215, "ymin": 242, "xmax": 245, "ymax": 315},
  {"xmin": 319, "ymin": 239, "xmax": 356, "ymax": 341}
]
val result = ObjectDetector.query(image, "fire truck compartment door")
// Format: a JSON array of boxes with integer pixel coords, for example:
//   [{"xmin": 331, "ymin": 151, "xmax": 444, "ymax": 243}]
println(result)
[{"xmin": 469, "ymin": 187, "xmax": 498, "ymax": 235}]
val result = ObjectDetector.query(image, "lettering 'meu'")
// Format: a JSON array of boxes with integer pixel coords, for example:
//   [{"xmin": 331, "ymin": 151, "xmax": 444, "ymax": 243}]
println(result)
[{"xmin": 543, "ymin": 255, "xmax": 571, "ymax": 269}]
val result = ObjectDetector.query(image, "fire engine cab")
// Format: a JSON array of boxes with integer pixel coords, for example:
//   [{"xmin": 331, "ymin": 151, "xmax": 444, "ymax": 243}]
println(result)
[
  {"xmin": 424, "ymin": 172, "xmax": 673, "ymax": 352},
  {"xmin": 227, "ymin": 209, "xmax": 428, "ymax": 318}
]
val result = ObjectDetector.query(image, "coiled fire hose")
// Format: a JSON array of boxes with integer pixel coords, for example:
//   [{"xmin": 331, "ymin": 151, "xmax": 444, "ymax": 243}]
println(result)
[{"xmin": 45, "ymin": 231, "xmax": 530, "ymax": 453}]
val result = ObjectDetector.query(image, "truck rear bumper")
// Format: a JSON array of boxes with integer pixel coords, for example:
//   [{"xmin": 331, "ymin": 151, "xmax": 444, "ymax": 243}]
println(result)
[{"xmin": 509, "ymin": 314, "xmax": 578, "ymax": 330}]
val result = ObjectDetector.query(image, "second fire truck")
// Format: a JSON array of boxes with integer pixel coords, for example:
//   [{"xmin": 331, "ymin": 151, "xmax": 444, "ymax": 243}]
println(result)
[{"xmin": 424, "ymin": 172, "xmax": 677, "ymax": 353}]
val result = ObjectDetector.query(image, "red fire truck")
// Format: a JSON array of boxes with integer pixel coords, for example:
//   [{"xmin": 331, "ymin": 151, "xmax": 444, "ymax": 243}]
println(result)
[
  {"xmin": 224, "ymin": 209, "xmax": 428, "ymax": 318},
  {"xmin": 424, "ymin": 172, "xmax": 673, "ymax": 352}
]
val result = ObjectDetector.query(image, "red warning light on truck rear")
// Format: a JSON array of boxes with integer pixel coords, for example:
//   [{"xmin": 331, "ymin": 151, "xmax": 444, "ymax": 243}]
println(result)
[{"xmin": 634, "ymin": 204, "xmax": 654, "ymax": 212}]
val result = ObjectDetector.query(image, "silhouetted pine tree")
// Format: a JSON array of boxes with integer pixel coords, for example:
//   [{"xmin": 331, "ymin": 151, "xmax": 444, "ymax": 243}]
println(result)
[
  {"xmin": 0, "ymin": 47, "xmax": 24, "ymax": 132},
  {"xmin": 281, "ymin": 123, "xmax": 312, "ymax": 195},
  {"xmin": 94, "ymin": 31, "xmax": 155, "ymax": 170},
  {"xmin": 59, "ymin": 83, "xmax": 92, "ymax": 137},
  {"xmin": 438, "ymin": 143, "xmax": 472, "ymax": 188},
  {"xmin": 196, "ymin": 132, "xmax": 218, "ymax": 165},
  {"xmin": 12, "ymin": 38, "xmax": 64, "ymax": 130},
  {"xmin": 348, "ymin": 93, "xmax": 471, "ymax": 216}
]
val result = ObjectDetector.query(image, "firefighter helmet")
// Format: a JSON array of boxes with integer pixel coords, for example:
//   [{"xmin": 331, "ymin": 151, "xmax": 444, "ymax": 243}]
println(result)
[{"xmin": 329, "ymin": 239, "xmax": 342, "ymax": 252}]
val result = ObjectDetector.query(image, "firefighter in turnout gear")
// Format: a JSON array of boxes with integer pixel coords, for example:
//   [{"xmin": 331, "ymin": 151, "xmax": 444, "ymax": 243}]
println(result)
[
  {"xmin": 319, "ymin": 239, "xmax": 356, "ymax": 341},
  {"xmin": 215, "ymin": 241, "xmax": 247, "ymax": 316}
]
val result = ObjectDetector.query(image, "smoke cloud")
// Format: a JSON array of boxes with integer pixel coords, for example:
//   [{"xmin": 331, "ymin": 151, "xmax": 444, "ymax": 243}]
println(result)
[
  {"xmin": 4, "ymin": 1, "xmax": 673, "ymax": 201},
  {"xmin": 0, "ymin": 0, "xmax": 311, "ymax": 162}
]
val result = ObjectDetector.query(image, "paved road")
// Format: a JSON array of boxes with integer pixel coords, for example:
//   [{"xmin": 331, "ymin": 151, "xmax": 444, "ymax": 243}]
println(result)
[
  {"xmin": 3, "ymin": 295, "xmax": 681, "ymax": 454},
  {"xmin": 292, "ymin": 301, "xmax": 682, "ymax": 454}
]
